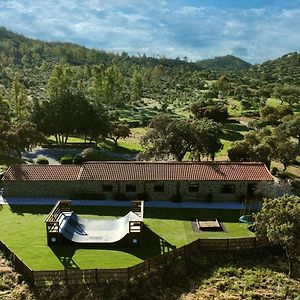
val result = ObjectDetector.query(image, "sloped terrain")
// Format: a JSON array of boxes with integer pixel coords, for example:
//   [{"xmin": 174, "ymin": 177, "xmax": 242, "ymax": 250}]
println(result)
[{"xmin": 1, "ymin": 249, "xmax": 297, "ymax": 300}]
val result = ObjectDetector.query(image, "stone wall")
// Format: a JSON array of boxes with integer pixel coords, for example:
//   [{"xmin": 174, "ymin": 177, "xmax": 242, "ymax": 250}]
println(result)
[{"xmin": 1, "ymin": 179, "xmax": 271, "ymax": 202}]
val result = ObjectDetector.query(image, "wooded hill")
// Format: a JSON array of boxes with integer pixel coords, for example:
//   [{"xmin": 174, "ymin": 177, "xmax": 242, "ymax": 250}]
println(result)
[
  {"xmin": 0, "ymin": 27, "xmax": 299, "ymax": 175},
  {"xmin": 1, "ymin": 26, "xmax": 300, "ymax": 101}
]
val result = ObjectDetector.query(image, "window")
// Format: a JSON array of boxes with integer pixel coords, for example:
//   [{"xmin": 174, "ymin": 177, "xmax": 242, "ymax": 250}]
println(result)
[
  {"xmin": 103, "ymin": 185, "xmax": 113, "ymax": 192},
  {"xmin": 126, "ymin": 184, "xmax": 136, "ymax": 193},
  {"xmin": 189, "ymin": 184, "xmax": 199, "ymax": 193},
  {"xmin": 221, "ymin": 184, "xmax": 235, "ymax": 194},
  {"xmin": 154, "ymin": 185, "xmax": 164, "ymax": 192}
]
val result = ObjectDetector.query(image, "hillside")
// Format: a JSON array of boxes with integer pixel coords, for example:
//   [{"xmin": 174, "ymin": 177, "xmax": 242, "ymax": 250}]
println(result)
[
  {"xmin": 0, "ymin": 27, "xmax": 201, "ymax": 69},
  {"xmin": 250, "ymin": 52, "xmax": 300, "ymax": 85},
  {"xmin": 196, "ymin": 55, "xmax": 252, "ymax": 71}
]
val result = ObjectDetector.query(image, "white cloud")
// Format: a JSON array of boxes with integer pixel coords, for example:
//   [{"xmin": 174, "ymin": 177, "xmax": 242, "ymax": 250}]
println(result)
[{"xmin": 0, "ymin": 1, "xmax": 299, "ymax": 63}]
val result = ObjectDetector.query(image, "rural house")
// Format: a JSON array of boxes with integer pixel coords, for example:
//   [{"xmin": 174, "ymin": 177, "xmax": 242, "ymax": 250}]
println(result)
[{"xmin": 1, "ymin": 161, "xmax": 274, "ymax": 202}]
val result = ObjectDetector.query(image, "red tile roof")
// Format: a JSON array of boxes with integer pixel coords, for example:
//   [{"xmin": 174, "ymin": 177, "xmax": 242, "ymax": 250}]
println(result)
[
  {"xmin": 2, "ymin": 162, "xmax": 274, "ymax": 182},
  {"xmin": 2, "ymin": 165, "xmax": 81, "ymax": 181}
]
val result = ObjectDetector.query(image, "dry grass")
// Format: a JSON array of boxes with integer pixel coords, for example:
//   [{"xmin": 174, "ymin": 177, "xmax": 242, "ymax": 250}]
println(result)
[
  {"xmin": 182, "ymin": 268, "xmax": 300, "ymax": 300},
  {"xmin": 0, "ymin": 255, "xmax": 34, "ymax": 300},
  {"xmin": 34, "ymin": 249, "xmax": 299, "ymax": 300}
]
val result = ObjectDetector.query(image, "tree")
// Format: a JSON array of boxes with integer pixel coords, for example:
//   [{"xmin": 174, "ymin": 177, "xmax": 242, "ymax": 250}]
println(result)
[
  {"xmin": 130, "ymin": 69, "xmax": 143, "ymax": 103},
  {"xmin": 0, "ymin": 118, "xmax": 45, "ymax": 158},
  {"xmin": 273, "ymin": 85, "xmax": 300, "ymax": 106},
  {"xmin": 228, "ymin": 130, "xmax": 273, "ymax": 167},
  {"xmin": 107, "ymin": 112, "xmax": 131, "ymax": 145},
  {"xmin": 215, "ymin": 75, "xmax": 230, "ymax": 98},
  {"xmin": 9, "ymin": 72, "xmax": 29, "ymax": 121},
  {"xmin": 0, "ymin": 95, "xmax": 10, "ymax": 120},
  {"xmin": 0, "ymin": 116, "xmax": 10, "ymax": 154},
  {"xmin": 139, "ymin": 114, "xmax": 222, "ymax": 161},
  {"xmin": 191, "ymin": 101, "xmax": 229, "ymax": 123},
  {"xmin": 259, "ymin": 105, "xmax": 293, "ymax": 125},
  {"xmin": 7, "ymin": 122, "xmax": 46, "ymax": 158},
  {"xmin": 139, "ymin": 114, "xmax": 191, "ymax": 161},
  {"xmin": 30, "ymin": 64, "xmax": 109, "ymax": 144},
  {"xmin": 256, "ymin": 195, "xmax": 300, "ymax": 277},
  {"xmin": 228, "ymin": 129, "xmax": 298, "ymax": 171},
  {"xmin": 90, "ymin": 64, "xmax": 124, "ymax": 107},
  {"xmin": 191, "ymin": 119, "xmax": 223, "ymax": 161},
  {"xmin": 278, "ymin": 116, "xmax": 300, "ymax": 148}
]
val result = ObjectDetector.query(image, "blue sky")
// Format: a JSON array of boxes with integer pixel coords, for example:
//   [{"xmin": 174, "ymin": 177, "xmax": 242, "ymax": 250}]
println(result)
[{"xmin": 0, "ymin": 0, "xmax": 300, "ymax": 63}]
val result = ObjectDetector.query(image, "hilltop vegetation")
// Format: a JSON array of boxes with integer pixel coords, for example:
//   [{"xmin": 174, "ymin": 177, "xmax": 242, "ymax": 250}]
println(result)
[{"xmin": 196, "ymin": 55, "xmax": 252, "ymax": 71}]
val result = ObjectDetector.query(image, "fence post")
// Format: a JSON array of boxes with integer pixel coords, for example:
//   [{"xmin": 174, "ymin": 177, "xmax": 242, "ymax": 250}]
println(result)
[
  {"xmin": 226, "ymin": 238, "xmax": 229, "ymax": 251},
  {"xmin": 148, "ymin": 260, "xmax": 150, "ymax": 273},
  {"xmin": 95, "ymin": 268, "xmax": 98, "ymax": 283},
  {"xmin": 65, "ymin": 269, "xmax": 68, "ymax": 286},
  {"xmin": 127, "ymin": 267, "xmax": 130, "ymax": 282}
]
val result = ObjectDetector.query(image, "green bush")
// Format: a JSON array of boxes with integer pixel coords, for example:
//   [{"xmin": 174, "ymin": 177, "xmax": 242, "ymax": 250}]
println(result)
[
  {"xmin": 59, "ymin": 155, "xmax": 74, "ymax": 164},
  {"xmin": 36, "ymin": 157, "xmax": 49, "ymax": 164},
  {"xmin": 81, "ymin": 148, "xmax": 99, "ymax": 161},
  {"xmin": 277, "ymin": 171, "xmax": 290, "ymax": 180},
  {"xmin": 73, "ymin": 155, "xmax": 85, "ymax": 164}
]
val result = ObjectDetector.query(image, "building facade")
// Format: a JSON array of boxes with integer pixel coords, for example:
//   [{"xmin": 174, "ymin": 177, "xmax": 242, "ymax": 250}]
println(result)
[{"xmin": 1, "ymin": 161, "xmax": 274, "ymax": 202}]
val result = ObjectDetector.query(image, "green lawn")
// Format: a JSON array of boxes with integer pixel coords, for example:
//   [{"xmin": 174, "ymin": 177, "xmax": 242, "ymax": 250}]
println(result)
[
  {"xmin": 227, "ymin": 98, "xmax": 243, "ymax": 117},
  {"xmin": 266, "ymin": 98, "xmax": 284, "ymax": 107},
  {"xmin": 0, "ymin": 205, "xmax": 253, "ymax": 271},
  {"xmin": 217, "ymin": 121, "xmax": 249, "ymax": 157}
]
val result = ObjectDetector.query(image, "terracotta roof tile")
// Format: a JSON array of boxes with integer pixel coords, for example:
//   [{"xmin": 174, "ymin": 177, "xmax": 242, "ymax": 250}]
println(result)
[
  {"xmin": 2, "ymin": 165, "xmax": 81, "ymax": 181},
  {"xmin": 2, "ymin": 162, "xmax": 274, "ymax": 182},
  {"xmin": 80, "ymin": 161, "xmax": 273, "ymax": 181}
]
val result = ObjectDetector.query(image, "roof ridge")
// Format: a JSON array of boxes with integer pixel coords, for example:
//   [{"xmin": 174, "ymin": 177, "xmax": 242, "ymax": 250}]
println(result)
[{"xmin": 82, "ymin": 161, "xmax": 265, "ymax": 165}]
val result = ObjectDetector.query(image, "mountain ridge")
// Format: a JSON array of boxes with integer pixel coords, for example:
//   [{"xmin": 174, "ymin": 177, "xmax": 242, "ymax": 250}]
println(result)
[{"xmin": 0, "ymin": 27, "xmax": 251, "ymax": 71}]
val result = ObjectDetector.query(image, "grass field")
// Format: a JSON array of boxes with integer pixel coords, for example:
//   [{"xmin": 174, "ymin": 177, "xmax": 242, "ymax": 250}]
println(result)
[
  {"xmin": 217, "ymin": 120, "xmax": 250, "ymax": 157},
  {"xmin": 0, "ymin": 205, "xmax": 253, "ymax": 271}
]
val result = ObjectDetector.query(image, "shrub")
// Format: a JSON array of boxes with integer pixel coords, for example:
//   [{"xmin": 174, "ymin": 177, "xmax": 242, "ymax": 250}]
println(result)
[
  {"xmin": 240, "ymin": 99, "xmax": 252, "ymax": 110},
  {"xmin": 277, "ymin": 171, "xmax": 290, "ymax": 180},
  {"xmin": 36, "ymin": 157, "xmax": 49, "ymax": 164},
  {"xmin": 235, "ymin": 94, "xmax": 243, "ymax": 101},
  {"xmin": 59, "ymin": 155, "xmax": 73, "ymax": 164},
  {"xmin": 81, "ymin": 148, "xmax": 99, "ymax": 161},
  {"xmin": 73, "ymin": 155, "xmax": 85, "ymax": 164}
]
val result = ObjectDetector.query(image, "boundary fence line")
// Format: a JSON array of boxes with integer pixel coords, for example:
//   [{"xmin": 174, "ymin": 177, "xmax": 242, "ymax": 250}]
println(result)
[{"xmin": 0, "ymin": 237, "xmax": 268, "ymax": 287}]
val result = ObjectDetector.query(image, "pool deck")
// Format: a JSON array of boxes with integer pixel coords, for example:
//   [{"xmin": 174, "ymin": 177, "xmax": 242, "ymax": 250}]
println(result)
[{"xmin": 0, "ymin": 196, "xmax": 259, "ymax": 210}]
